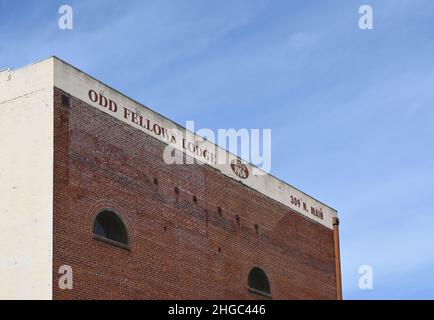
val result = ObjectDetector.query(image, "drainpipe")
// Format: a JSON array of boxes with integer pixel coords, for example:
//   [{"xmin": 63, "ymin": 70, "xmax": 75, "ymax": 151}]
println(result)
[{"xmin": 333, "ymin": 217, "xmax": 343, "ymax": 300}]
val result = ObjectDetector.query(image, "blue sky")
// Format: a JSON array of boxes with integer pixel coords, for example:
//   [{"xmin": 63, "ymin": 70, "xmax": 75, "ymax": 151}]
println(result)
[{"xmin": 1, "ymin": 0, "xmax": 434, "ymax": 299}]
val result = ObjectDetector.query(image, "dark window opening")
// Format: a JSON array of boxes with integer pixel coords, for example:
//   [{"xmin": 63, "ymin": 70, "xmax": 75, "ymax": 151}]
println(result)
[
  {"xmin": 61, "ymin": 94, "xmax": 70, "ymax": 107},
  {"xmin": 174, "ymin": 187, "xmax": 180, "ymax": 204},
  {"xmin": 93, "ymin": 210, "xmax": 129, "ymax": 246},
  {"xmin": 236, "ymin": 215, "xmax": 241, "ymax": 226},
  {"xmin": 193, "ymin": 195, "xmax": 197, "ymax": 203},
  {"xmin": 153, "ymin": 177, "xmax": 158, "ymax": 185},
  {"xmin": 218, "ymin": 207, "xmax": 222, "ymax": 216},
  {"xmin": 248, "ymin": 267, "xmax": 271, "ymax": 297}
]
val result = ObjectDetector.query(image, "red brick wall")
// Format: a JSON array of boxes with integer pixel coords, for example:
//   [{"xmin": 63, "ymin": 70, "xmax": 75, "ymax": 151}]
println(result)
[{"xmin": 53, "ymin": 88, "xmax": 337, "ymax": 300}]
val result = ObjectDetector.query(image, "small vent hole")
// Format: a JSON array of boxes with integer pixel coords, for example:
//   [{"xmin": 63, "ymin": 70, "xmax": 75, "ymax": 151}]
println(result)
[{"xmin": 61, "ymin": 94, "xmax": 70, "ymax": 107}]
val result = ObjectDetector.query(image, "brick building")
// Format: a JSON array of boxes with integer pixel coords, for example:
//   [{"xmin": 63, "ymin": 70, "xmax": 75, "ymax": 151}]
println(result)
[{"xmin": 0, "ymin": 57, "xmax": 341, "ymax": 300}]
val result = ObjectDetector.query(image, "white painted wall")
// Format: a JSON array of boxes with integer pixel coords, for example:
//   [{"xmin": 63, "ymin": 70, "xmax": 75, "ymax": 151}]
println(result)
[{"xmin": 0, "ymin": 58, "xmax": 54, "ymax": 299}]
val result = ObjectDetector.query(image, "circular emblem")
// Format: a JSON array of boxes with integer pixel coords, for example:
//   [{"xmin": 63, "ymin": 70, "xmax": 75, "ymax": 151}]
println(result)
[{"xmin": 230, "ymin": 159, "xmax": 249, "ymax": 179}]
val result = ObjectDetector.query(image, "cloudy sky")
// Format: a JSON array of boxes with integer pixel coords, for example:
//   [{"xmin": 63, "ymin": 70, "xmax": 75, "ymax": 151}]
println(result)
[{"xmin": 1, "ymin": 0, "xmax": 434, "ymax": 299}]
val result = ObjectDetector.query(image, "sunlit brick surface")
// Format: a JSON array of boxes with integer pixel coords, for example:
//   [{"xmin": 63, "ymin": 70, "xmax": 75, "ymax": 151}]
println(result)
[{"xmin": 53, "ymin": 88, "xmax": 337, "ymax": 300}]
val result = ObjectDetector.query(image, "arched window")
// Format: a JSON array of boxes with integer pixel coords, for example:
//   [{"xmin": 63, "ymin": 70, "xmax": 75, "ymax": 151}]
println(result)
[
  {"xmin": 93, "ymin": 210, "xmax": 129, "ymax": 246},
  {"xmin": 248, "ymin": 267, "xmax": 271, "ymax": 296}
]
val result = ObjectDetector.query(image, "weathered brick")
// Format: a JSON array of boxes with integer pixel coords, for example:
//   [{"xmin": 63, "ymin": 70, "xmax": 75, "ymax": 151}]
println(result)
[{"xmin": 53, "ymin": 88, "xmax": 338, "ymax": 300}]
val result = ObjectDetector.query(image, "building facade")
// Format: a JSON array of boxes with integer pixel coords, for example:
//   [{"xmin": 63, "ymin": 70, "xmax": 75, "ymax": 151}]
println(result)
[{"xmin": 0, "ymin": 57, "xmax": 341, "ymax": 300}]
